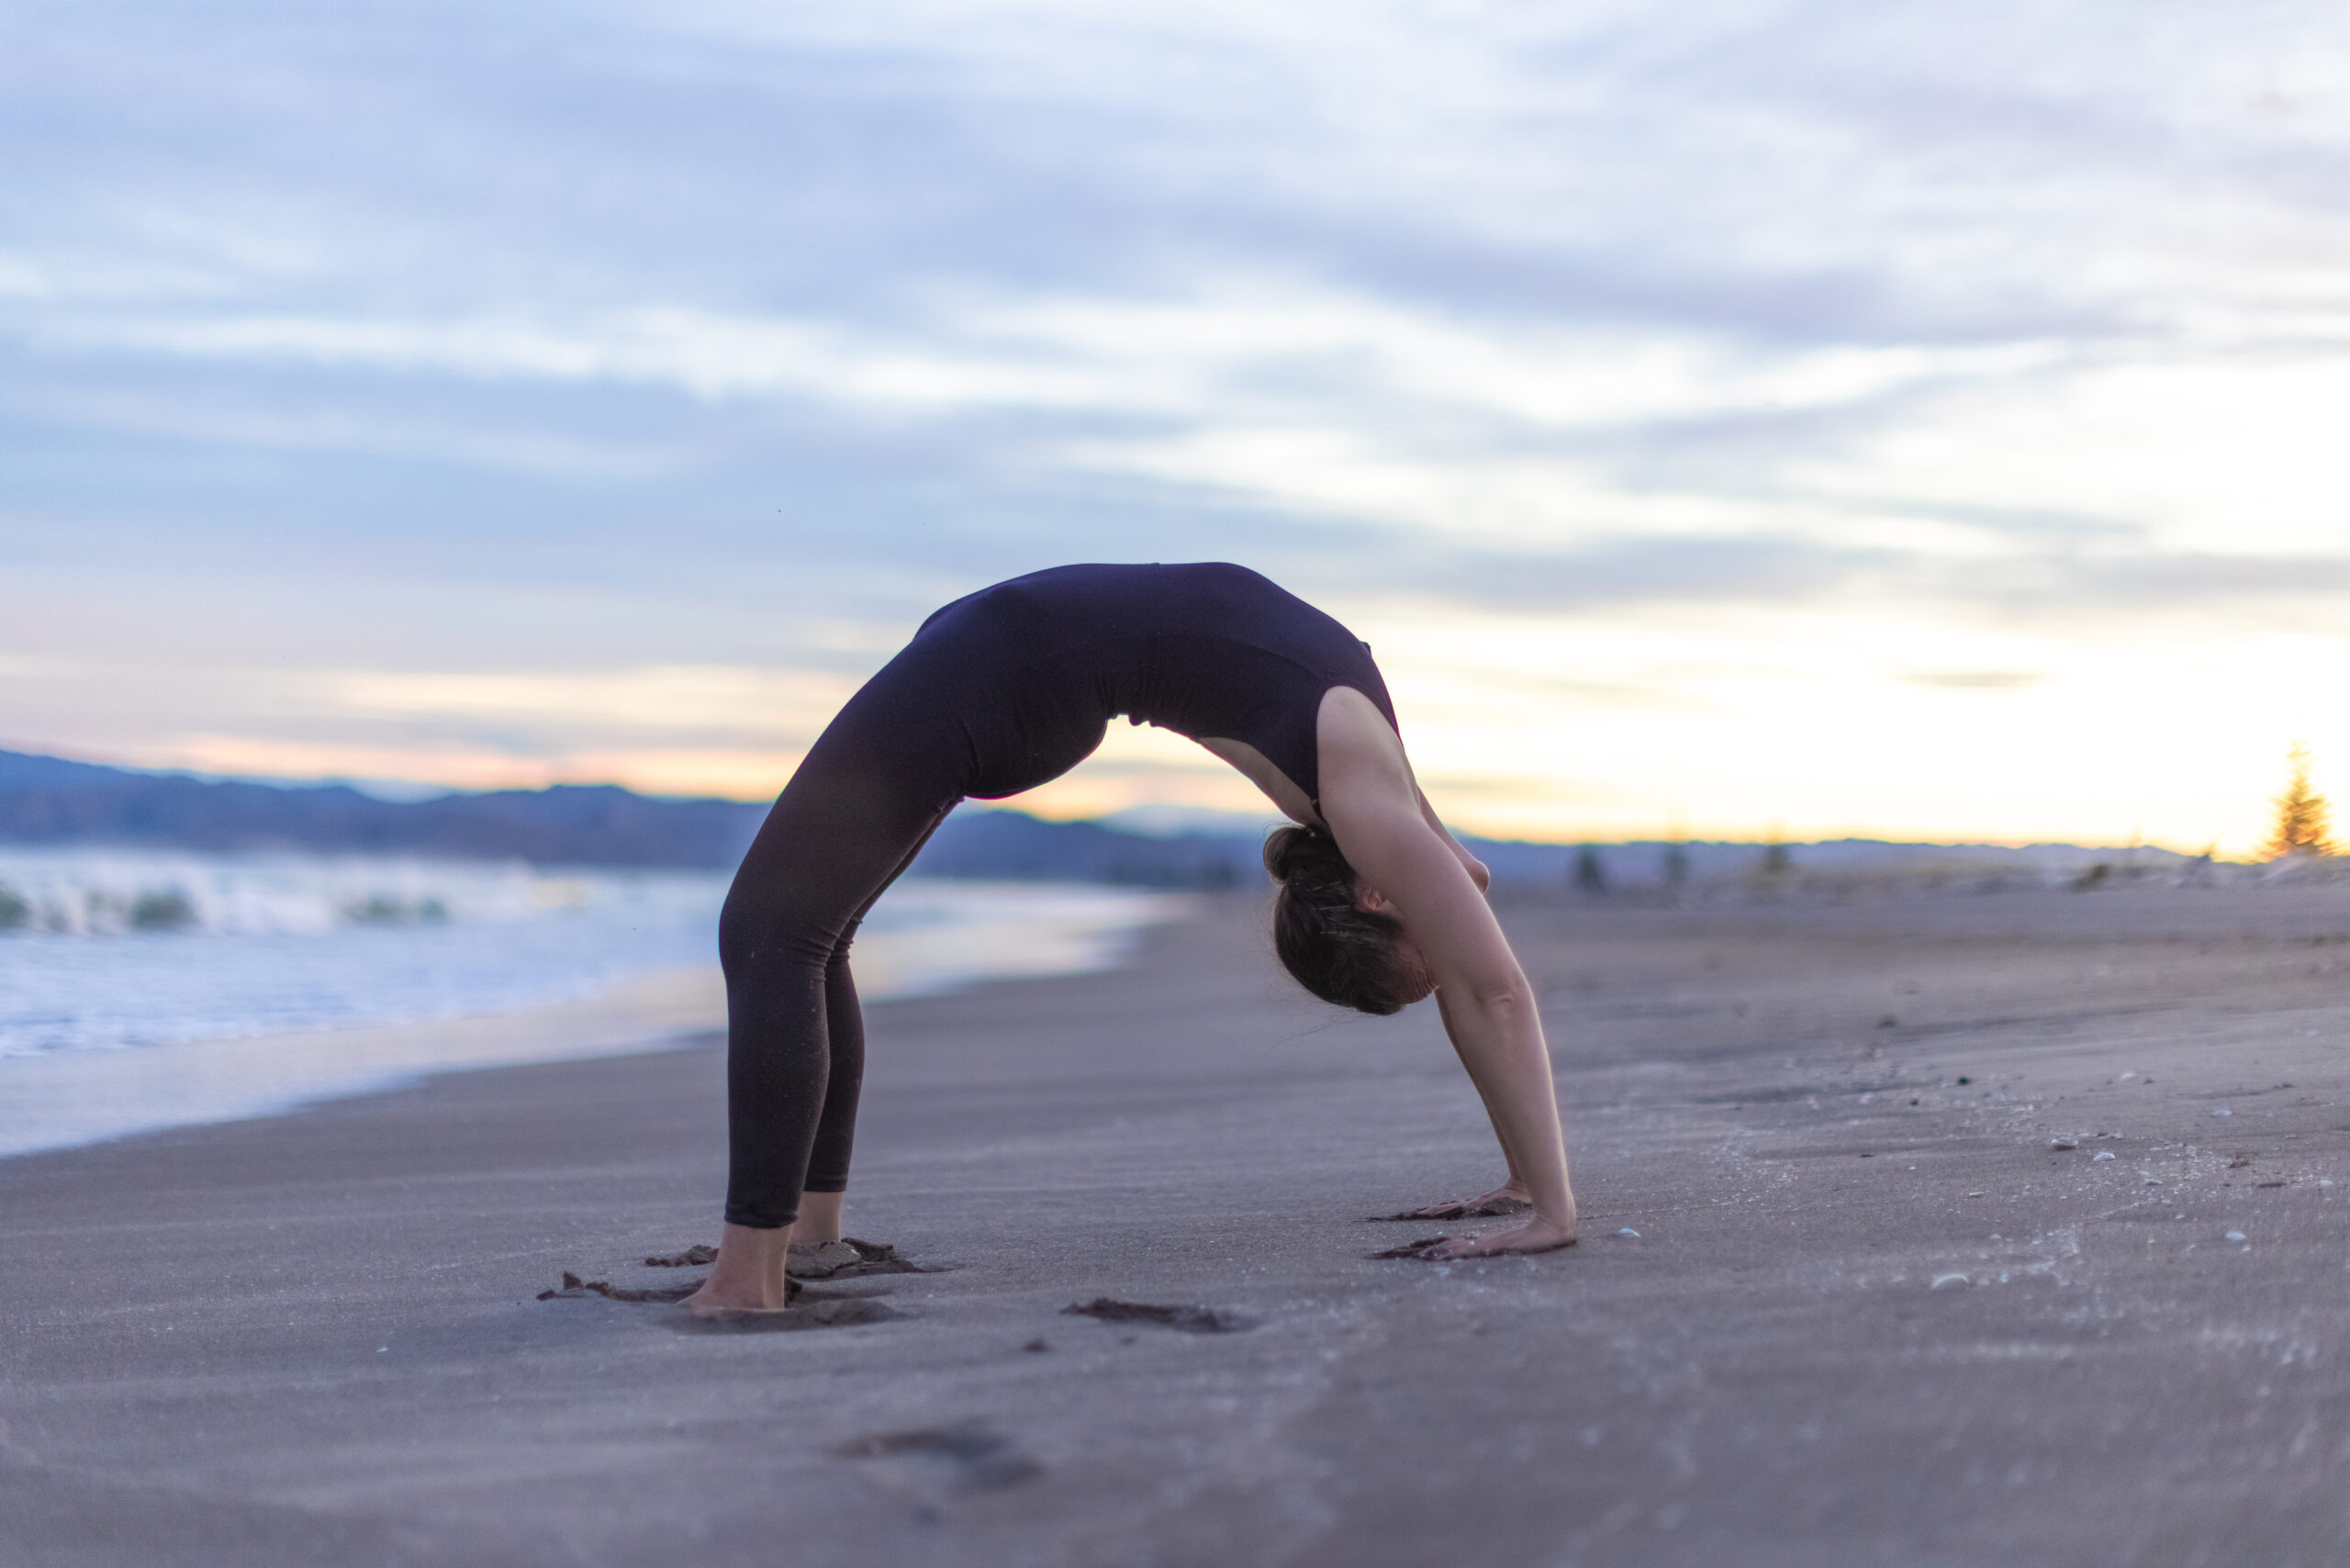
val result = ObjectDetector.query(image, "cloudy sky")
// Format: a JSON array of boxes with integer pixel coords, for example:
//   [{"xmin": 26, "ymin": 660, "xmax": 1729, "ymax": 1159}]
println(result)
[{"xmin": 6, "ymin": 0, "xmax": 2349, "ymax": 850}]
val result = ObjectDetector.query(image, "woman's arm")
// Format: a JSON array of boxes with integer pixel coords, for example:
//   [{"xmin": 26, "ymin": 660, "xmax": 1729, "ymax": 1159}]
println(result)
[
  {"xmin": 1424, "ymin": 980, "xmax": 1576, "ymax": 1256},
  {"xmin": 1317, "ymin": 691, "xmax": 1577, "ymax": 1258}
]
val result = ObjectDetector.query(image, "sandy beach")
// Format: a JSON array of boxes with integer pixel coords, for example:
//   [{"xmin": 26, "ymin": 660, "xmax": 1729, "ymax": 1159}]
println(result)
[{"xmin": 4, "ymin": 884, "xmax": 2346, "ymax": 1567}]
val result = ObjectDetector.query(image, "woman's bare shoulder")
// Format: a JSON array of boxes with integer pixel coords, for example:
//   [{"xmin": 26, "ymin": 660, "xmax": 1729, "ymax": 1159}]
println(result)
[{"xmin": 1316, "ymin": 686, "xmax": 1414, "ymax": 785}]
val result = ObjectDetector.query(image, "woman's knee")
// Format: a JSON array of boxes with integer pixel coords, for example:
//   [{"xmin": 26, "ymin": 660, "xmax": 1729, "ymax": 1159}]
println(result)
[{"xmin": 719, "ymin": 890, "xmax": 837, "ymax": 977}]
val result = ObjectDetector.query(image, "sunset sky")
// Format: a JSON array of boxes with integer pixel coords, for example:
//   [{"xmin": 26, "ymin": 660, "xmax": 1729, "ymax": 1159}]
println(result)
[{"xmin": 6, "ymin": 1, "xmax": 2349, "ymax": 853}]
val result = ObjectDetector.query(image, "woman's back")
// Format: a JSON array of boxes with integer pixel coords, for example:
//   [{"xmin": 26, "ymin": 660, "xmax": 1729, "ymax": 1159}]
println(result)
[{"xmin": 901, "ymin": 562, "xmax": 1394, "ymax": 802}]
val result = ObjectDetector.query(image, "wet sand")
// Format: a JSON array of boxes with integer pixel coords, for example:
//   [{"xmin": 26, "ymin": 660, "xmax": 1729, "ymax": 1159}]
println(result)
[{"xmin": 4, "ymin": 885, "xmax": 2347, "ymax": 1567}]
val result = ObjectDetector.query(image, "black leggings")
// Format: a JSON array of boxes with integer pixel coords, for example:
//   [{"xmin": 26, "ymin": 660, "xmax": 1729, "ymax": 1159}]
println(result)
[
  {"xmin": 713, "ymin": 562, "xmax": 1395, "ymax": 1228},
  {"xmin": 714, "ymin": 660, "xmax": 962, "ymax": 1230}
]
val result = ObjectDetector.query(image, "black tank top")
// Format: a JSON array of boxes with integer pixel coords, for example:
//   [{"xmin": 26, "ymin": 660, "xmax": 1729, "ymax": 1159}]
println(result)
[{"xmin": 900, "ymin": 562, "xmax": 1399, "ymax": 807}]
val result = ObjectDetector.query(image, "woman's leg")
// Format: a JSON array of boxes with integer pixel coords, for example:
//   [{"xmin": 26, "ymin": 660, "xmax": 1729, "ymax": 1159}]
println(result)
[
  {"xmin": 690, "ymin": 678, "xmax": 958, "ymax": 1309},
  {"xmin": 793, "ymin": 810, "xmax": 951, "ymax": 1240},
  {"xmin": 716, "ymin": 798, "xmax": 948, "ymax": 1231},
  {"xmin": 783, "ymin": 946, "xmax": 862, "ymax": 1244}
]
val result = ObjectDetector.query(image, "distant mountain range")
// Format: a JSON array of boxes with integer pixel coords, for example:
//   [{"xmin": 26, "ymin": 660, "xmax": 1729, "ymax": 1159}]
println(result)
[
  {"xmin": 0, "ymin": 748, "xmax": 760, "ymax": 869},
  {"xmin": 0, "ymin": 747, "xmax": 2182, "ymax": 889}
]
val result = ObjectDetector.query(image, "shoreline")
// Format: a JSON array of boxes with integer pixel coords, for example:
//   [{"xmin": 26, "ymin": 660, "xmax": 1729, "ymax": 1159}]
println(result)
[
  {"xmin": 0, "ymin": 883, "xmax": 1191, "ymax": 1163},
  {"xmin": 0, "ymin": 964, "xmax": 726, "ymax": 1163}
]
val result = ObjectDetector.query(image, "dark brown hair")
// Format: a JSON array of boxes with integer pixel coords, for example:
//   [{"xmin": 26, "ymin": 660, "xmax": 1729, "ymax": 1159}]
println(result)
[{"xmin": 1262, "ymin": 824, "xmax": 1416, "ymax": 1015}]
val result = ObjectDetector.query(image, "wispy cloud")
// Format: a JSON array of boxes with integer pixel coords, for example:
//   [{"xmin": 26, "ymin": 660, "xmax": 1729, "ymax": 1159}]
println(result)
[
  {"xmin": 1906, "ymin": 671, "xmax": 2043, "ymax": 691},
  {"xmin": 6, "ymin": 0, "xmax": 2350, "ymax": 845}
]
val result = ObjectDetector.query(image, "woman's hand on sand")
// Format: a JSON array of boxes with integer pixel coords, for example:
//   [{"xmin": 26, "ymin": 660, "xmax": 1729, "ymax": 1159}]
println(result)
[
  {"xmin": 1422, "ymin": 1213, "xmax": 1579, "ymax": 1260},
  {"xmin": 1400, "ymin": 1181, "xmax": 1530, "ymax": 1220}
]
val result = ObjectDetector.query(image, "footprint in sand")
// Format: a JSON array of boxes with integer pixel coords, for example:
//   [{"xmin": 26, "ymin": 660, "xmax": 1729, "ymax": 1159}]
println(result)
[
  {"xmin": 1060, "ymin": 1297, "xmax": 1254, "ymax": 1334},
  {"xmin": 832, "ymin": 1422, "xmax": 1041, "ymax": 1502}
]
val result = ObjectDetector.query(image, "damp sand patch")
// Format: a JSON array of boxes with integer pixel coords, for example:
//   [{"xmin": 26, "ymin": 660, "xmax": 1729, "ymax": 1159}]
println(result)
[
  {"xmin": 1366, "ymin": 1235, "xmax": 1580, "ymax": 1260},
  {"xmin": 1367, "ymin": 1194, "xmax": 1533, "ymax": 1222},
  {"xmin": 538, "ymin": 1271, "xmax": 709, "ymax": 1304},
  {"xmin": 789, "ymin": 1237, "xmax": 936, "ymax": 1280},
  {"xmin": 537, "ymin": 1270, "xmax": 894, "ymax": 1331},
  {"xmin": 1061, "ymin": 1297, "xmax": 1255, "ymax": 1334},
  {"xmin": 670, "ymin": 1294, "xmax": 894, "ymax": 1333},
  {"xmin": 643, "ymin": 1244, "xmax": 718, "ymax": 1267}
]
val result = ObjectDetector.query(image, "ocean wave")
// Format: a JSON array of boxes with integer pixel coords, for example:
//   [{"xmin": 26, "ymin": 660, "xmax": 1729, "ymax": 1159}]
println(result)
[{"xmin": 0, "ymin": 847, "xmax": 1182, "ymax": 1067}]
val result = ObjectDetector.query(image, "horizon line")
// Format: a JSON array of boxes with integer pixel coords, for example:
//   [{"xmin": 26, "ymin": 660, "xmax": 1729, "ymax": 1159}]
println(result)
[{"xmin": 0, "ymin": 742, "xmax": 2239, "ymax": 859}]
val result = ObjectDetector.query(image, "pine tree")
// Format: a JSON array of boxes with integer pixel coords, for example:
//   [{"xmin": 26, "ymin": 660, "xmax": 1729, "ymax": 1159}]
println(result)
[{"xmin": 2266, "ymin": 744, "xmax": 2334, "ymax": 859}]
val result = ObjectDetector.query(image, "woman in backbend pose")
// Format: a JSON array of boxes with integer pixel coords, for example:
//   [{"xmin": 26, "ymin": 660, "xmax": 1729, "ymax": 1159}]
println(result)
[{"xmin": 688, "ymin": 563, "xmax": 1576, "ymax": 1312}]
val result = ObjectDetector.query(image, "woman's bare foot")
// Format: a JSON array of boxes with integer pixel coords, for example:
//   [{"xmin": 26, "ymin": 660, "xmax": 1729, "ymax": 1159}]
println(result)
[
  {"xmin": 683, "ymin": 1195, "xmax": 847, "ymax": 1313},
  {"xmin": 1423, "ymin": 1211, "xmax": 1579, "ymax": 1260},
  {"xmin": 683, "ymin": 1222, "xmax": 796, "ymax": 1313}
]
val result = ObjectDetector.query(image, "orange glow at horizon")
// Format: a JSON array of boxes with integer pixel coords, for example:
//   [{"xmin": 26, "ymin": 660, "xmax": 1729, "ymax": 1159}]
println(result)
[{"xmin": 18, "ymin": 615, "xmax": 2342, "ymax": 859}]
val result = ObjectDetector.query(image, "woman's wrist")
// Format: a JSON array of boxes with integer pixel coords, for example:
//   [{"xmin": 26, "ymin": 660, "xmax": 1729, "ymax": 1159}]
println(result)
[{"xmin": 1534, "ymin": 1194, "xmax": 1579, "ymax": 1229}]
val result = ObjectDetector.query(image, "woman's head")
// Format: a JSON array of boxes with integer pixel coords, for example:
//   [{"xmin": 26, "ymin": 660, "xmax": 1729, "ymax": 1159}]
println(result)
[{"xmin": 1262, "ymin": 824, "xmax": 1430, "ymax": 1015}]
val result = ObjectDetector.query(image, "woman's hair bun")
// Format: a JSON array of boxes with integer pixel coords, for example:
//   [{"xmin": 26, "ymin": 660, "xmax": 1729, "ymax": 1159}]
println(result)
[
  {"xmin": 1262, "ymin": 823, "xmax": 1339, "ymax": 883},
  {"xmin": 1260, "ymin": 824, "xmax": 1417, "ymax": 1015}
]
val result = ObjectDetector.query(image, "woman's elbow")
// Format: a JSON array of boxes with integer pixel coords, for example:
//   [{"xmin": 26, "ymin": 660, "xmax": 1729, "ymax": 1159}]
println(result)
[{"xmin": 1459, "ymin": 975, "xmax": 1536, "ymax": 1019}]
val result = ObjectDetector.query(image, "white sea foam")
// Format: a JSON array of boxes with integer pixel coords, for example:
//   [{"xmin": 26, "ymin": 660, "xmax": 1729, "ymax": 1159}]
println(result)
[{"xmin": 0, "ymin": 848, "xmax": 1184, "ymax": 1157}]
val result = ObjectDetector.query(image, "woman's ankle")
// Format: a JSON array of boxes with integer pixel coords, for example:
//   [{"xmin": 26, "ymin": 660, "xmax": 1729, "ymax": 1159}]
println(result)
[
  {"xmin": 793, "ymin": 1191, "xmax": 845, "ymax": 1245},
  {"xmin": 690, "ymin": 1221, "xmax": 794, "ymax": 1309}
]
